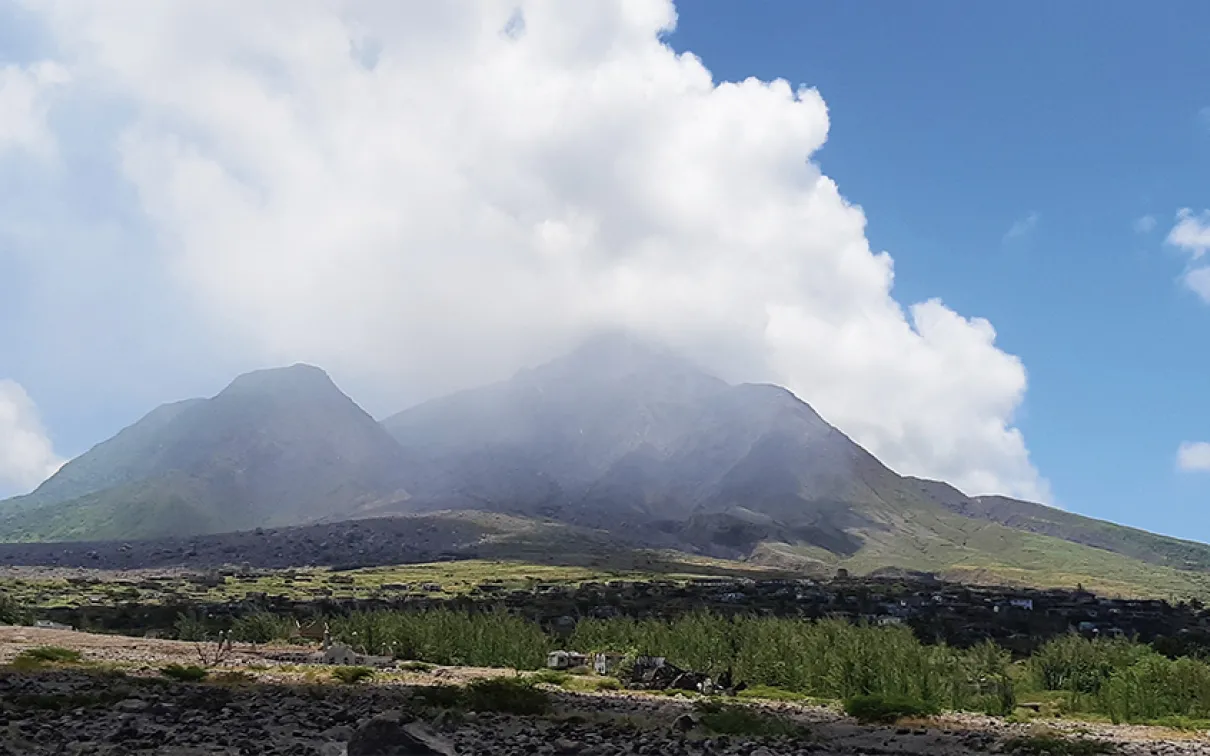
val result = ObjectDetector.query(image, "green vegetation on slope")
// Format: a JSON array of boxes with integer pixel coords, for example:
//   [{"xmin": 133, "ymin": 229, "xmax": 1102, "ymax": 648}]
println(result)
[{"xmin": 761, "ymin": 502, "xmax": 1210, "ymax": 601}]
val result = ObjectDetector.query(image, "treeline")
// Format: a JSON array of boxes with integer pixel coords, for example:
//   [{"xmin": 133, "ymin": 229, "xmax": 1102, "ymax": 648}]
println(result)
[{"xmin": 172, "ymin": 606, "xmax": 1210, "ymax": 725}]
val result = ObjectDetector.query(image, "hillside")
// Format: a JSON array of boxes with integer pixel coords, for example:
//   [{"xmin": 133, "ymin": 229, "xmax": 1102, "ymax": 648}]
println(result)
[
  {"xmin": 0, "ymin": 365, "xmax": 413, "ymax": 540},
  {"xmin": 6, "ymin": 337, "xmax": 1210, "ymax": 600}
]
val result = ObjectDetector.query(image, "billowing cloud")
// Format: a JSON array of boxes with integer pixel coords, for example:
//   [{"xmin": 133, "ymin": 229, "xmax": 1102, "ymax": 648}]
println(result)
[
  {"xmin": 0, "ymin": 379, "xmax": 63, "ymax": 494},
  {"xmin": 1177, "ymin": 442, "xmax": 1210, "ymax": 473},
  {"xmin": 4, "ymin": 0, "xmax": 1047, "ymax": 500},
  {"xmin": 1167, "ymin": 209, "xmax": 1210, "ymax": 303}
]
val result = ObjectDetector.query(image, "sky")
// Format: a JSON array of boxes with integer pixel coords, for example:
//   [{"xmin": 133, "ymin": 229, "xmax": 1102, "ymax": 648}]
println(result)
[{"xmin": 0, "ymin": 1, "xmax": 1207, "ymax": 540}]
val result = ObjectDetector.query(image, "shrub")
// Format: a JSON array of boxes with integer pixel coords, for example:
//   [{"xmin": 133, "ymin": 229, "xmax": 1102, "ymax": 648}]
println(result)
[
  {"xmin": 1097, "ymin": 655, "xmax": 1210, "ymax": 723},
  {"xmin": 0, "ymin": 593, "xmax": 28, "ymax": 625},
  {"xmin": 330, "ymin": 609, "xmax": 550, "ymax": 669},
  {"xmin": 463, "ymin": 678, "xmax": 550, "ymax": 715},
  {"xmin": 528, "ymin": 670, "xmax": 571, "ymax": 686},
  {"xmin": 1029, "ymin": 634, "xmax": 1155, "ymax": 695},
  {"xmin": 843, "ymin": 694, "xmax": 938, "ymax": 724},
  {"xmin": 694, "ymin": 702, "xmax": 803, "ymax": 738},
  {"xmin": 331, "ymin": 666, "xmax": 375, "ymax": 684},
  {"xmin": 14, "ymin": 646, "xmax": 83, "ymax": 666},
  {"xmin": 173, "ymin": 612, "xmax": 209, "ymax": 642},
  {"xmin": 229, "ymin": 612, "xmax": 295, "ymax": 645},
  {"xmin": 399, "ymin": 661, "xmax": 435, "ymax": 673},
  {"xmin": 161, "ymin": 664, "xmax": 209, "ymax": 682}
]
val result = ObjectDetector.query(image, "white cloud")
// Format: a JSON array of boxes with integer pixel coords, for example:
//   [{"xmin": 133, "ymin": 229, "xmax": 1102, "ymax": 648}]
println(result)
[
  {"xmin": 1166, "ymin": 209, "xmax": 1210, "ymax": 302},
  {"xmin": 0, "ymin": 60, "xmax": 68, "ymax": 157},
  {"xmin": 9, "ymin": 0, "xmax": 1048, "ymax": 501},
  {"xmin": 1134, "ymin": 215, "xmax": 1156, "ymax": 234},
  {"xmin": 1177, "ymin": 442, "xmax": 1210, "ymax": 473},
  {"xmin": 1004, "ymin": 212, "xmax": 1039, "ymax": 242},
  {"xmin": 0, "ymin": 379, "xmax": 63, "ymax": 494}
]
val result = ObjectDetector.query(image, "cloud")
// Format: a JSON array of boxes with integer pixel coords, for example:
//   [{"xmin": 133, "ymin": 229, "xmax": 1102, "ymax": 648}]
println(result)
[
  {"xmin": 0, "ymin": 60, "xmax": 68, "ymax": 157},
  {"xmin": 1166, "ymin": 209, "xmax": 1210, "ymax": 302},
  {"xmin": 1004, "ymin": 212, "xmax": 1039, "ymax": 243},
  {"xmin": 1177, "ymin": 442, "xmax": 1210, "ymax": 473},
  {"xmin": 4, "ymin": 0, "xmax": 1048, "ymax": 501},
  {"xmin": 1134, "ymin": 215, "xmax": 1156, "ymax": 234},
  {"xmin": 0, "ymin": 379, "xmax": 63, "ymax": 494}
]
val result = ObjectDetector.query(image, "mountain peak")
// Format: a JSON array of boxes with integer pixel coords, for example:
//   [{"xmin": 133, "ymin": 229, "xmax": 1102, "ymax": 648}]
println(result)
[{"xmin": 222, "ymin": 363, "xmax": 339, "ymax": 398}]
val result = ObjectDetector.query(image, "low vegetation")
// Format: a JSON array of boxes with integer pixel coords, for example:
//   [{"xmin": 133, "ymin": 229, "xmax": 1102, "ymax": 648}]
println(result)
[
  {"xmin": 330, "ymin": 666, "xmax": 375, "ymax": 684},
  {"xmin": 843, "ymin": 693, "xmax": 939, "ymax": 724},
  {"xmin": 1002, "ymin": 733, "xmax": 1116, "ymax": 756},
  {"xmin": 694, "ymin": 700, "xmax": 805, "ymax": 738},
  {"xmin": 160, "ymin": 664, "xmax": 209, "ymax": 682},
  {"xmin": 330, "ymin": 608, "xmax": 549, "ymax": 669},
  {"xmin": 14, "ymin": 646, "xmax": 83, "ymax": 667}
]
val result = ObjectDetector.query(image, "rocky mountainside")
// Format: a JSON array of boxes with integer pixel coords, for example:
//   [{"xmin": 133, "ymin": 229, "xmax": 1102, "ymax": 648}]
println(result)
[
  {"xmin": 0, "ymin": 365, "xmax": 413, "ymax": 541},
  {"xmin": 6, "ymin": 336, "xmax": 1210, "ymax": 598}
]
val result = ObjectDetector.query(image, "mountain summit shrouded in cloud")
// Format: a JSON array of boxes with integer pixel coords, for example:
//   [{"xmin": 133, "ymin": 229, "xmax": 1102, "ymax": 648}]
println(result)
[{"xmin": 0, "ymin": 1, "xmax": 1045, "ymax": 501}]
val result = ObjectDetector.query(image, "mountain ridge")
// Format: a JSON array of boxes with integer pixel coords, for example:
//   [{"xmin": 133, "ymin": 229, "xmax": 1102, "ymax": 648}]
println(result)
[{"xmin": 3, "ymin": 337, "xmax": 1210, "ymax": 600}]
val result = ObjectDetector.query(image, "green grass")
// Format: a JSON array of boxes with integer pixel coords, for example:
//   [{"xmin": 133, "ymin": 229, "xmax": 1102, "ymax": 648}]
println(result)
[
  {"xmin": 694, "ymin": 701, "xmax": 805, "ymax": 738},
  {"xmin": 13, "ymin": 646, "xmax": 83, "ymax": 667},
  {"xmin": 737, "ymin": 685, "xmax": 813, "ymax": 703},
  {"xmin": 331, "ymin": 666, "xmax": 375, "ymax": 684},
  {"xmin": 843, "ymin": 694, "xmax": 939, "ymax": 724},
  {"xmin": 160, "ymin": 664, "xmax": 209, "ymax": 682}
]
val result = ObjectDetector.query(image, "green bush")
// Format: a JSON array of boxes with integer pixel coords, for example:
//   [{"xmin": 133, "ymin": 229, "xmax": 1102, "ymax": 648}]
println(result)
[
  {"xmin": 331, "ymin": 666, "xmax": 375, "ymax": 684},
  {"xmin": 1029, "ymin": 634, "xmax": 1155, "ymax": 695},
  {"xmin": 0, "ymin": 592, "xmax": 28, "ymax": 625},
  {"xmin": 463, "ymin": 678, "xmax": 550, "ymax": 715},
  {"xmin": 160, "ymin": 664, "xmax": 209, "ymax": 682},
  {"xmin": 843, "ymin": 693, "xmax": 938, "ymax": 724},
  {"xmin": 572, "ymin": 614, "xmax": 1010, "ymax": 712},
  {"xmin": 14, "ymin": 646, "xmax": 83, "ymax": 666},
  {"xmin": 330, "ymin": 609, "xmax": 550, "ymax": 669},
  {"xmin": 695, "ymin": 702, "xmax": 803, "ymax": 738},
  {"xmin": 173, "ymin": 611, "xmax": 209, "ymax": 642},
  {"xmin": 528, "ymin": 670, "xmax": 571, "ymax": 686},
  {"xmin": 229, "ymin": 612, "xmax": 295, "ymax": 645}
]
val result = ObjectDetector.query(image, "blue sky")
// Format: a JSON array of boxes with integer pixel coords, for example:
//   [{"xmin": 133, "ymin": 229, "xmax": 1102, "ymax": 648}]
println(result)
[
  {"xmin": 670, "ymin": 1, "xmax": 1210, "ymax": 539},
  {"xmin": 0, "ymin": 2, "xmax": 1207, "ymax": 542}
]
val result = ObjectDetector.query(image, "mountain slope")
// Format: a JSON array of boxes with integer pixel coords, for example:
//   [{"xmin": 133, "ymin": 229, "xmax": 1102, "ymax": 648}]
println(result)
[
  {"xmin": 0, "ymin": 365, "xmax": 413, "ymax": 540},
  {"xmin": 380, "ymin": 334, "xmax": 1210, "ymax": 599},
  {"xmin": 906, "ymin": 477, "xmax": 1210, "ymax": 573}
]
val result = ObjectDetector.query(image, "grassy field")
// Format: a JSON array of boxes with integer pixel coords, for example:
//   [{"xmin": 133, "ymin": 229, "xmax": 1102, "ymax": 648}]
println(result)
[{"xmin": 0, "ymin": 556, "xmax": 788, "ymax": 609}]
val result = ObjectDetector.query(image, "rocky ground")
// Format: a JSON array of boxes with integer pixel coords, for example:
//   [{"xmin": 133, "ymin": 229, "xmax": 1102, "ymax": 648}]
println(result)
[{"xmin": 1, "ymin": 628, "xmax": 1209, "ymax": 755}]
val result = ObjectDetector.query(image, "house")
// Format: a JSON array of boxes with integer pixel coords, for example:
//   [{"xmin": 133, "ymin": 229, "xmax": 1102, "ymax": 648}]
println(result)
[{"xmin": 546, "ymin": 651, "xmax": 589, "ymax": 670}]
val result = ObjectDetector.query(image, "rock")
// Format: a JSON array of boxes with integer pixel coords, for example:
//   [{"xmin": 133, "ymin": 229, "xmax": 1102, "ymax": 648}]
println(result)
[
  {"xmin": 554, "ymin": 737, "xmax": 581, "ymax": 754},
  {"xmin": 348, "ymin": 716, "xmax": 456, "ymax": 756},
  {"xmin": 114, "ymin": 698, "xmax": 149, "ymax": 713},
  {"xmin": 671, "ymin": 714, "xmax": 697, "ymax": 733}
]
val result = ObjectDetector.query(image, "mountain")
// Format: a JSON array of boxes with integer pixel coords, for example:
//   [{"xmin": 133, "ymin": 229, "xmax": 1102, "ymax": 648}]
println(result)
[
  {"xmin": 0, "ymin": 365, "xmax": 412, "ymax": 540},
  {"xmin": 380, "ymin": 334, "xmax": 1210, "ymax": 598},
  {"xmin": 7, "ymin": 337, "xmax": 1210, "ymax": 600}
]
